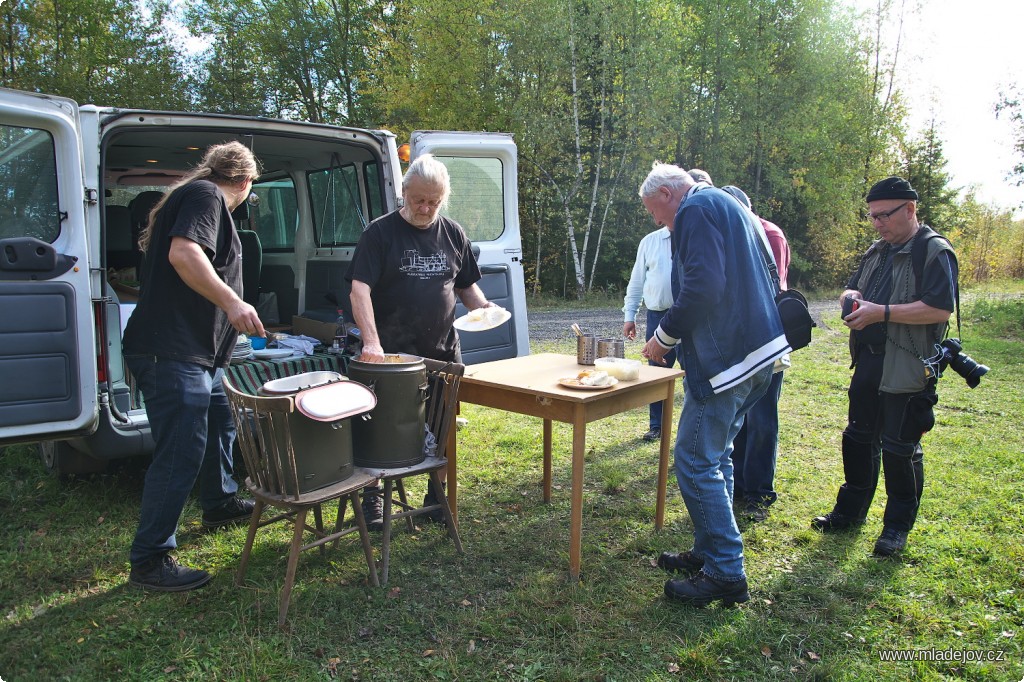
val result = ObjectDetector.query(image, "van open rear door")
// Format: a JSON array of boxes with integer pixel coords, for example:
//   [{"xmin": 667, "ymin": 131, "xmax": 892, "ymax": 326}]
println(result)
[
  {"xmin": 0, "ymin": 89, "xmax": 97, "ymax": 445},
  {"xmin": 410, "ymin": 131, "xmax": 530, "ymax": 363}
]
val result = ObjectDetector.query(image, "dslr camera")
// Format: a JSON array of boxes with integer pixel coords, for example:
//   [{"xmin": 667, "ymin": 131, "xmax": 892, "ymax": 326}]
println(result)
[{"xmin": 929, "ymin": 338, "xmax": 989, "ymax": 388}]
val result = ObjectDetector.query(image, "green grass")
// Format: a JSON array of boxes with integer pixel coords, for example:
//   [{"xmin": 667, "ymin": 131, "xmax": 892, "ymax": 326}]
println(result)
[{"xmin": 2, "ymin": 296, "xmax": 1023, "ymax": 681}]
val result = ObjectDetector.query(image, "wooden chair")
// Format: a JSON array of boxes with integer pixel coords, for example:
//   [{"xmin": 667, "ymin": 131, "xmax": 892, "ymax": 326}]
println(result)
[
  {"xmin": 373, "ymin": 359, "xmax": 465, "ymax": 585},
  {"xmin": 223, "ymin": 377, "xmax": 380, "ymax": 628}
]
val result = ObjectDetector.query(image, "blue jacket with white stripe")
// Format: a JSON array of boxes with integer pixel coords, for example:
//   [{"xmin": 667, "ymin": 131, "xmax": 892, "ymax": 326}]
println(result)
[{"xmin": 652, "ymin": 186, "xmax": 790, "ymax": 400}]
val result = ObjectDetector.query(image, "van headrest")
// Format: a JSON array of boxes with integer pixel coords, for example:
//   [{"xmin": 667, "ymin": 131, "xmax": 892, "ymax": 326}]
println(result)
[{"xmin": 129, "ymin": 191, "xmax": 164, "ymax": 227}]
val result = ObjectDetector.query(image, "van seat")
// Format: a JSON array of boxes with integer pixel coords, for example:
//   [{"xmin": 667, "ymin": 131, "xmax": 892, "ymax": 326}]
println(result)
[{"xmin": 106, "ymin": 205, "xmax": 135, "ymax": 269}]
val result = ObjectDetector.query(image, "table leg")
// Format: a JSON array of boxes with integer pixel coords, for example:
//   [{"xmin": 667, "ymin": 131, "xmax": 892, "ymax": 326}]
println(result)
[
  {"xmin": 448, "ymin": 402, "xmax": 459, "ymax": 529},
  {"xmin": 656, "ymin": 386, "xmax": 675, "ymax": 530},
  {"xmin": 543, "ymin": 418, "xmax": 553, "ymax": 502},
  {"xmin": 569, "ymin": 405, "xmax": 586, "ymax": 580}
]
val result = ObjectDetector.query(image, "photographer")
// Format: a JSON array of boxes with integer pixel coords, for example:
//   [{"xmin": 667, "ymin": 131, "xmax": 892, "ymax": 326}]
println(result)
[{"xmin": 811, "ymin": 177, "xmax": 958, "ymax": 557}]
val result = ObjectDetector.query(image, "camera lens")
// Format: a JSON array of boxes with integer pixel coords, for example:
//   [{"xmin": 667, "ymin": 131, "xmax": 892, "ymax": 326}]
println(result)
[{"xmin": 948, "ymin": 350, "xmax": 989, "ymax": 389}]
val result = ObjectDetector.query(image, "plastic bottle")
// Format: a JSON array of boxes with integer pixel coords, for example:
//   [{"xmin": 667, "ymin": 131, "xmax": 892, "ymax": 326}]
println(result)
[
  {"xmin": 331, "ymin": 309, "xmax": 346, "ymax": 355},
  {"xmin": 335, "ymin": 309, "xmax": 347, "ymax": 337}
]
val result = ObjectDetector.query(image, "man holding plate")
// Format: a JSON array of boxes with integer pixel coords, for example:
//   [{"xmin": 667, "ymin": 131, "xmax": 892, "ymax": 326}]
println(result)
[{"xmin": 346, "ymin": 153, "xmax": 496, "ymax": 525}]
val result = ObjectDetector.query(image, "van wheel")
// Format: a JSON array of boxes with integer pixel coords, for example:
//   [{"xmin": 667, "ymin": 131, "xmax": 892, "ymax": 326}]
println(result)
[{"xmin": 38, "ymin": 441, "xmax": 108, "ymax": 477}]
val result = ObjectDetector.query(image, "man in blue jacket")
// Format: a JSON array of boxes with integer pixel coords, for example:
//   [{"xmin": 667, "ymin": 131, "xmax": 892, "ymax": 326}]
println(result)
[{"xmin": 640, "ymin": 162, "xmax": 790, "ymax": 606}]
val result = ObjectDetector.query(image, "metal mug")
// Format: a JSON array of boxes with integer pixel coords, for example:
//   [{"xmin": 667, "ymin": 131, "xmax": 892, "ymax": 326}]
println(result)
[
  {"xmin": 597, "ymin": 338, "xmax": 625, "ymax": 359},
  {"xmin": 576, "ymin": 335, "xmax": 597, "ymax": 365}
]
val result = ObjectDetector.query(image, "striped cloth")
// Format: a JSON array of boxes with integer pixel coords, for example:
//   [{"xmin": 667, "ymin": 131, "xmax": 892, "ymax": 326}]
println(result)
[{"xmin": 226, "ymin": 353, "xmax": 349, "ymax": 395}]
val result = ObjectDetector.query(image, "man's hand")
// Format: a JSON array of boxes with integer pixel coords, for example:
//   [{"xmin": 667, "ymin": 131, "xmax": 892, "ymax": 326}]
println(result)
[
  {"xmin": 226, "ymin": 300, "xmax": 265, "ymax": 337},
  {"xmin": 842, "ymin": 299, "xmax": 884, "ymax": 330},
  {"xmin": 358, "ymin": 342, "xmax": 386, "ymax": 363},
  {"xmin": 623, "ymin": 321, "xmax": 637, "ymax": 339},
  {"xmin": 642, "ymin": 336, "xmax": 669, "ymax": 365}
]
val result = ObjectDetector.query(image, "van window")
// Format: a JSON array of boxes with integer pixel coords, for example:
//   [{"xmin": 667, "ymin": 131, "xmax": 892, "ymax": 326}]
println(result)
[
  {"xmin": 250, "ymin": 177, "xmax": 297, "ymax": 251},
  {"xmin": 0, "ymin": 124, "xmax": 60, "ymax": 242},
  {"xmin": 437, "ymin": 156, "xmax": 505, "ymax": 242},
  {"xmin": 308, "ymin": 164, "xmax": 367, "ymax": 246},
  {"xmin": 364, "ymin": 160, "xmax": 384, "ymax": 221}
]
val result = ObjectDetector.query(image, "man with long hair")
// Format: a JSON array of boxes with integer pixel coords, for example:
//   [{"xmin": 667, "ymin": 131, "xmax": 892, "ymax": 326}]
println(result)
[{"xmin": 122, "ymin": 141, "xmax": 265, "ymax": 591}]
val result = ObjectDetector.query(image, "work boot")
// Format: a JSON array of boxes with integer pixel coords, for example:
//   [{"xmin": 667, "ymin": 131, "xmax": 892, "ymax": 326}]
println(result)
[
  {"xmin": 422, "ymin": 478, "xmax": 447, "ymax": 525},
  {"xmin": 360, "ymin": 485, "xmax": 384, "ymax": 531},
  {"xmin": 641, "ymin": 428, "xmax": 661, "ymax": 442},
  {"xmin": 810, "ymin": 511, "xmax": 865, "ymax": 532},
  {"xmin": 129, "ymin": 554, "xmax": 211, "ymax": 592},
  {"xmin": 657, "ymin": 550, "xmax": 704, "ymax": 574},
  {"xmin": 872, "ymin": 527, "xmax": 908, "ymax": 558},
  {"xmin": 202, "ymin": 496, "xmax": 256, "ymax": 528},
  {"xmin": 664, "ymin": 571, "xmax": 749, "ymax": 607}
]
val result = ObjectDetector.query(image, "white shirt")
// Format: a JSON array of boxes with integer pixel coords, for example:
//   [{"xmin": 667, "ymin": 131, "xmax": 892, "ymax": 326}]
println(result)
[{"xmin": 622, "ymin": 227, "xmax": 674, "ymax": 321}]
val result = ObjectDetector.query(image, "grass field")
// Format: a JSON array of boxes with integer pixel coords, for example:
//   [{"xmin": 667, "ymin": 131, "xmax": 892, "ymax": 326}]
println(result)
[{"xmin": 0, "ymin": 293, "xmax": 1021, "ymax": 681}]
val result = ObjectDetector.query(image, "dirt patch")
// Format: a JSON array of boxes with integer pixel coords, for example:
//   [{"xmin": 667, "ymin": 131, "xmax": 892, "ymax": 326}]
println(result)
[{"xmin": 528, "ymin": 298, "xmax": 838, "ymax": 344}]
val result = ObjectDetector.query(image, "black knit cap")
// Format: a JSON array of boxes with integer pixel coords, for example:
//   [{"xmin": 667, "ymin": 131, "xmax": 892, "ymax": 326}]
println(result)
[{"xmin": 866, "ymin": 176, "xmax": 919, "ymax": 203}]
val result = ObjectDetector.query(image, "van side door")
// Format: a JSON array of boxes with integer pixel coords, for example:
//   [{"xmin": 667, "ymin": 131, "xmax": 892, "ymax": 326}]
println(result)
[
  {"xmin": 410, "ymin": 131, "xmax": 530, "ymax": 363},
  {"xmin": 0, "ymin": 89, "xmax": 97, "ymax": 445}
]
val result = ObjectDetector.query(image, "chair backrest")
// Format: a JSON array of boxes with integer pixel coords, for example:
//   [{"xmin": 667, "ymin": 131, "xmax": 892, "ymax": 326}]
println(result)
[
  {"xmin": 223, "ymin": 377, "xmax": 305, "ymax": 501},
  {"xmin": 237, "ymin": 229, "xmax": 263, "ymax": 306},
  {"xmin": 421, "ymin": 359, "xmax": 465, "ymax": 460}
]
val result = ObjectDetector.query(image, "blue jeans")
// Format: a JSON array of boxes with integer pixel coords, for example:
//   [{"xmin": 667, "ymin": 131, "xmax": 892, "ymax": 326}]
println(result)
[
  {"xmin": 732, "ymin": 370, "xmax": 785, "ymax": 505},
  {"xmin": 674, "ymin": 365, "xmax": 772, "ymax": 581},
  {"xmin": 645, "ymin": 308, "xmax": 680, "ymax": 430},
  {"xmin": 126, "ymin": 356, "xmax": 239, "ymax": 566}
]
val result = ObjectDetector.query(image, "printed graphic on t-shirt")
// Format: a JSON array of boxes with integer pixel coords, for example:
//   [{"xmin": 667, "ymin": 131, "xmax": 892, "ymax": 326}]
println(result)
[{"xmin": 399, "ymin": 249, "xmax": 451, "ymax": 278}]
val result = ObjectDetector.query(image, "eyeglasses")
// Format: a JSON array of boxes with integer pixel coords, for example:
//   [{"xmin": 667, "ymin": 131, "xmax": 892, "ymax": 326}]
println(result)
[{"xmin": 867, "ymin": 202, "xmax": 908, "ymax": 224}]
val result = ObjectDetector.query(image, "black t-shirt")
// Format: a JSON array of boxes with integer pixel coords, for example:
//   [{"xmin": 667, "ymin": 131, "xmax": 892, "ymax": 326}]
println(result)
[
  {"xmin": 346, "ymin": 210, "xmax": 480, "ymax": 361},
  {"xmin": 122, "ymin": 180, "xmax": 242, "ymax": 367}
]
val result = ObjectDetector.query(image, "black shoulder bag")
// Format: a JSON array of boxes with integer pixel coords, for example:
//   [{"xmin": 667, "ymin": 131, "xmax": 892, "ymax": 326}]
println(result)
[{"xmin": 753, "ymin": 226, "xmax": 816, "ymax": 351}]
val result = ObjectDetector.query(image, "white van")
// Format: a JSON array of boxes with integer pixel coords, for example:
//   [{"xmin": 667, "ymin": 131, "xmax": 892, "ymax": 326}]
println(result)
[{"xmin": 0, "ymin": 87, "xmax": 529, "ymax": 475}]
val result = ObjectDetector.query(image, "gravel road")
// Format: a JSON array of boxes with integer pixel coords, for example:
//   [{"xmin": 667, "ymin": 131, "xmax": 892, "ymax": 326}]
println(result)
[{"xmin": 527, "ymin": 298, "xmax": 837, "ymax": 343}]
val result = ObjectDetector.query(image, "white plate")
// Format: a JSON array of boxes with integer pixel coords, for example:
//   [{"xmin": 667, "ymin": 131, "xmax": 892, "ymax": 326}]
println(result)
[
  {"xmin": 252, "ymin": 349, "xmax": 296, "ymax": 360},
  {"xmin": 453, "ymin": 307, "xmax": 512, "ymax": 332},
  {"xmin": 558, "ymin": 376, "xmax": 618, "ymax": 390},
  {"xmin": 230, "ymin": 353, "xmax": 253, "ymax": 364}
]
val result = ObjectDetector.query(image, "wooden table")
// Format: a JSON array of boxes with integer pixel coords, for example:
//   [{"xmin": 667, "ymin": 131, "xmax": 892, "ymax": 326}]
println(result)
[{"xmin": 452, "ymin": 353, "xmax": 684, "ymax": 579}]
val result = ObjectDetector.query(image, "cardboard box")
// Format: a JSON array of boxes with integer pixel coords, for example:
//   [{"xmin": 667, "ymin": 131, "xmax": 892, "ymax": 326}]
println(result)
[{"xmin": 291, "ymin": 315, "xmax": 338, "ymax": 345}]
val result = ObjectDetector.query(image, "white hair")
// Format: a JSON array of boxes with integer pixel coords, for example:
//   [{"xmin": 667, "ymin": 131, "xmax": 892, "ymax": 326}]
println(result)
[
  {"xmin": 638, "ymin": 162, "xmax": 693, "ymax": 198},
  {"xmin": 402, "ymin": 153, "xmax": 451, "ymax": 207}
]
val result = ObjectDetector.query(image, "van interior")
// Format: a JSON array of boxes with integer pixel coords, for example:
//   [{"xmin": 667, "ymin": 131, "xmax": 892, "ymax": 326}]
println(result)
[{"xmin": 100, "ymin": 125, "xmax": 391, "ymax": 418}]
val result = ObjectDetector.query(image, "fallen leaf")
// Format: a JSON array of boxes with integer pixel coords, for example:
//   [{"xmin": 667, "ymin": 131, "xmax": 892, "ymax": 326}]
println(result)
[
  {"xmin": 467, "ymin": 639, "xmax": 476, "ymax": 653},
  {"xmin": 422, "ymin": 649, "xmax": 434, "ymax": 657},
  {"xmin": 807, "ymin": 650, "xmax": 821, "ymax": 662},
  {"xmin": 460, "ymin": 599, "xmax": 472, "ymax": 607},
  {"xmin": 387, "ymin": 587, "xmax": 401, "ymax": 598},
  {"xmin": 77, "ymin": 637, "xmax": 84, "ymax": 644},
  {"xmin": 761, "ymin": 646, "xmax": 772, "ymax": 659},
  {"xmin": 96, "ymin": 516, "xmax": 104, "ymax": 525},
  {"xmin": 1001, "ymin": 630, "xmax": 1015, "ymax": 638},
  {"xmin": 164, "ymin": 666, "xmax": 178, "ymax": 673},
  {"xmin": 667, "ymin": 662, "xmax": 680, "ymax": 673}
]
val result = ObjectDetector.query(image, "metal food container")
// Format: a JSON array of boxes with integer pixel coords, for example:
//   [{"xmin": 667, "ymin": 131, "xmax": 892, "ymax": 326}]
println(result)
[
  {"xmin": 597, "ymin": 338, "xmax": 625, "ymax": 359},
  {"xmin": 576, "ymin": 335, "xmax": 598, "ymax": 365},
  {"xmin": 257, "ymin": 372, "xmax": 371, "ymax": 494},
  {"xmin": 346, "ymin": 353, "xmax": 428, "ymax": 468}
]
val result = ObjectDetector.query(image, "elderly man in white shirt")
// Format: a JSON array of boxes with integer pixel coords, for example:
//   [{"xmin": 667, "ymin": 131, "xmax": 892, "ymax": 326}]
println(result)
[{"xmin": 622, "ymin": 223, "xmax": 680, "ymax": 441}]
